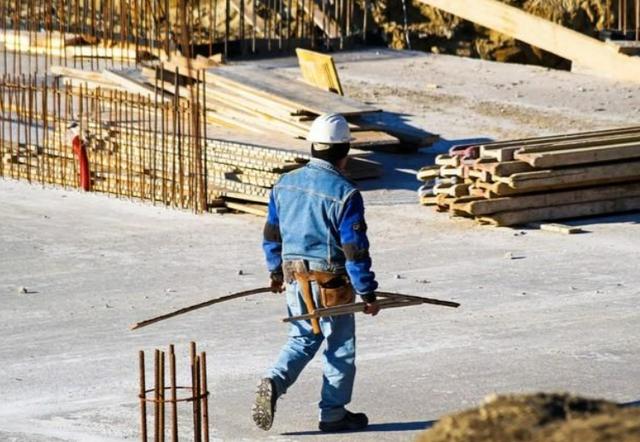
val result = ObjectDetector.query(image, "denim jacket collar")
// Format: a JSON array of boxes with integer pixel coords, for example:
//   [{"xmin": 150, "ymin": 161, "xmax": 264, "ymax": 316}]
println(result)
[{"xmin": 308, "ymin": 158, "xmax": 345, "ymax": 178}]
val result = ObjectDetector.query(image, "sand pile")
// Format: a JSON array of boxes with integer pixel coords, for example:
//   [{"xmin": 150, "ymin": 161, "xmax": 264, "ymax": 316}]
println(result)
[
  {"xmin": 370, "ymin": 0, "xmax": 617, "ymax": 68},
  {"xmin": 418, "ymin": 393, "xmax": 640, "ymax": 442}
]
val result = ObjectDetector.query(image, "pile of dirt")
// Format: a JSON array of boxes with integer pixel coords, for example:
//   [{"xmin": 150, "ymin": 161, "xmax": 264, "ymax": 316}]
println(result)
[
  {"xmin": 369, "ymin": 0, "xmax": 617, "ymax": 69},
  {"xmin": 418, "ymin": 393, "xmax": 640, "ymax": 442}
]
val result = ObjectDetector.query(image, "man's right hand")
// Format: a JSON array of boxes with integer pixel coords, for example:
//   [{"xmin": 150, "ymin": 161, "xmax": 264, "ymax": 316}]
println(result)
[
  {"xmin": 270, "ymin": 270, "xmax": 285, "ymax": 293},
  {"xmin": 361, "ymin": 292, "xmax": 379, "ymax": 316}
]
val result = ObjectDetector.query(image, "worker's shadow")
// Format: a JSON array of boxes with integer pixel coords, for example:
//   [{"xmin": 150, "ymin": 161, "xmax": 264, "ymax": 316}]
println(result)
[
  {"xmin": 280, "ymin": 419, "xmax": 436, "ymax": 436},
  {"xmin": 356, "ymin": 136, "xmax": 493, "ymax": 192},
  {"xmin": 552, "ymin": 211, "xmax": 640, "ymax": 227},
  {"xmin": 621, "ymin": 399, "xmax": 640, "ymax": 408}
]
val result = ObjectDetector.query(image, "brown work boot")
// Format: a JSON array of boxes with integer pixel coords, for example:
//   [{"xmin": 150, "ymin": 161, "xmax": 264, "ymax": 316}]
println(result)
[
  {"xmin": 319, "ymin": 410, "xmax": 369, "ymax": 432},
  {"xmin": 252, "ymin": 378, "xmax": 277, "ymax": 431}
]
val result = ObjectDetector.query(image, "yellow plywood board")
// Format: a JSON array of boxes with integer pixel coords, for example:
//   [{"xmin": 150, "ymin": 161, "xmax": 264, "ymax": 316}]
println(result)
[{"xmin": 296, "ymin": 48, "xmax": 343, "ymax": 96}]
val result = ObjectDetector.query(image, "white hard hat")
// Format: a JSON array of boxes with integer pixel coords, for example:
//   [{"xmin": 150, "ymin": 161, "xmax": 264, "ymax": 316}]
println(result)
[{"xmin": 307, "ymin": 113, "xmax": 352, "ymax": 144}]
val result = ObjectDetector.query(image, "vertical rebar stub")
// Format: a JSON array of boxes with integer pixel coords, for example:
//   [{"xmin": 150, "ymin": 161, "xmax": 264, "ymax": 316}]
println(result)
[{"xmin": 139, "ymin": 344, "xmax": 210, "ymax": 442}]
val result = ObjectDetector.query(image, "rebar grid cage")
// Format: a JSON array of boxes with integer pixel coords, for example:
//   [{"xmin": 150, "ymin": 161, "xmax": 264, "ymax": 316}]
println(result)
[{"xmin": 139, "ymin": 342, "xmax": 211, "ymax": 442}]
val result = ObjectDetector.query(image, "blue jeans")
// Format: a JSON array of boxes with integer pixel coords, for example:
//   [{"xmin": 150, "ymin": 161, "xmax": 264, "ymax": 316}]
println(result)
[{"xmin": 267, "ymin": 280, "xmax": 356, "ymax": 422}]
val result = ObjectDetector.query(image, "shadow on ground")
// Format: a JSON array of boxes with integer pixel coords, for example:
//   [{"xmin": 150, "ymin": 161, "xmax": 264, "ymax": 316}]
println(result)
[
  {"xmin": 281, "ymin": 419, "xmax": 436, "ymax": 436},
  {"xmin": 559, "ymin": 211, "xmax": 640, "ymax": 226},
  {"xmin": 620, "ymin": 400, "xmax": 640, "ymax": 408}
]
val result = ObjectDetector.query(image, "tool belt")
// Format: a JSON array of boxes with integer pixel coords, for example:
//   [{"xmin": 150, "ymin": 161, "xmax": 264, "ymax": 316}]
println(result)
[
  {"xmin": 283, "ymin": 260, "xmax": 354, "ymax": 335},
  {"xmin": 283, "ymin": 260, "xmax": 354, "ymax": 308}
]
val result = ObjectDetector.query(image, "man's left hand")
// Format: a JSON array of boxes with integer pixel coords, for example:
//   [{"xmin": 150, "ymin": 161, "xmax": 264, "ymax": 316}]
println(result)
[{"xmin": 363, "ymin": 301, "xmax": 380, "ymax": 316}]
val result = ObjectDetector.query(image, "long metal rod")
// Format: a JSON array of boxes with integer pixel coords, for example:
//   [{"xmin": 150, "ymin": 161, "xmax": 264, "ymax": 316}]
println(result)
[
  {"xmin": 285, "ymin": 299, "xmax": 425, "ymax": 322},
  {"xmin": 130, "ymin": 287, "xmax": 272, "ymax": 330},
  {"xmin": 284, "ymin": 292, "xmax": 461, "ymax": 322}
]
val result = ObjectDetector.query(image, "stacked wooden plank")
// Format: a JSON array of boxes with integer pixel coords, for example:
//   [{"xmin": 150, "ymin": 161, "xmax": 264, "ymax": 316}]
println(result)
[
  {"xmin": 144, "ymin": 64, "xmax": 437, "ymax": 151},
  {"xmin": 49, "ymin": 63, "xmax": 438, "ymax": 151},
  {"xmin": 417, "ymin": 126, "xmax": 640, "ymax": 226},
  {"xmin": 205, "ymin": 139, "xmax": 309, "ymax": 215}
]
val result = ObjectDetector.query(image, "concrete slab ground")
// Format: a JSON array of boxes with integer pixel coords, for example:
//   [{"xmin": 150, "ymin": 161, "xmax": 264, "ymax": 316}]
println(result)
[{"xmin": 1, "ymin": 50, "xmax": 640, "ymax": 441}]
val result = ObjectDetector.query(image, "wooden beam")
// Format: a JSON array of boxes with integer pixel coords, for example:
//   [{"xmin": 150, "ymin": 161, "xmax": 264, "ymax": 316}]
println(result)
[
  {"xmin": 516, "ymin": 141, "xmax": 640, "ymax": 168},
  {"xmin": 224, "ymin": 201, "xmax": 268, "ymax": 216},
  {"xmin": 473, "ymin": 160, "xmax": 534, "ymax": 177},
  {"xmin": 452, "ymin": 182, "xmax": 640, "ymax": 216},
  {"xmin": 515, "ymin": 132, "xmax": 640, "ymax": 155},
  {"xmin": 477, "ymin": 196, "xmax": 640, "ymax": 226},
  {"xmin": 50, "ymin": 65, "xmax": 119, "ymax": 86},
  {"xmin": 500, "ymin": 161, "xmax": 640, "ymax": 190},
  {"xmin": 102, "ymin": 69, "xmax": 169, "ymax": 101},
  {"xmin": 531, "ymin": 223, "xmax": 585, "ymax": 234},
  {"xmin": 417, "ymin": 0, "xmax": 640, "ymax": 83}
]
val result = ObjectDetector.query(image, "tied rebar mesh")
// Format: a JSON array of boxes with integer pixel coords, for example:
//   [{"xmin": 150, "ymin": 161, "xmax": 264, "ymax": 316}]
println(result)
[{"xmin": 0, "ymin": 74, "xmax": 211, "ymax": 213}]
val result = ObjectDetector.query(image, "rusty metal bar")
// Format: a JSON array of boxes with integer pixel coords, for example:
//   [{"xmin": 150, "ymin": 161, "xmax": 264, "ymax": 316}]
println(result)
[
  {"xmin": 159, "ymin": 350, "xmax": 165, "ymax": 442},
  {"xmin": 139, "ymin": 350, "xmax": 148, "ymax": 442},
  {"xmin": 154, "ymin": 349, "xmax": 160, "ymax": 442},
  {"xmin": 201, "ymin": 352, "xmax": 210, "ymax": 442},
  {"xmin": 190, "ymin": 342, "xmax": 201, "ymax": 442},
  {"xmin": 169, "ymin": 345, "xmax": 178, "ymax": 442}
]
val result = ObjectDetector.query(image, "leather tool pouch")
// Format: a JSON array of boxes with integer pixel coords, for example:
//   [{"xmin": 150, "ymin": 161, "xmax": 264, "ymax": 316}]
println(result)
[{"xmin": 318, "ymin": 276, "xmax": 354, "ymax": 308}]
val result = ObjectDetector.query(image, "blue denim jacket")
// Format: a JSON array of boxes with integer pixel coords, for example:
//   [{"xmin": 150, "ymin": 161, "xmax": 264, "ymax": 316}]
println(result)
[{"xmin": 263, "ymin": 158, "xmax": 378, "ymax": 296}]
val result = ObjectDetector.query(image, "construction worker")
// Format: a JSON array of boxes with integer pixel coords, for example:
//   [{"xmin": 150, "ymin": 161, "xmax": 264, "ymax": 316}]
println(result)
[{"xmin": 252, "ymin": 113, "xmax": 380, "ymax": 433}]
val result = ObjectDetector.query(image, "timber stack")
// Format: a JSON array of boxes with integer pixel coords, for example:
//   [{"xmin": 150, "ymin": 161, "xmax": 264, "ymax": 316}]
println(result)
[
  {"xmin": 38, "ymin": 58, "xmax": 439, "ymax": 212},
  {"xmin": 52, "ymin": 63, "xmax": 437, "ymax": 152},
  {"xmin": 418, "ymin": 126, "xmax": 640, "ymax": 227}
]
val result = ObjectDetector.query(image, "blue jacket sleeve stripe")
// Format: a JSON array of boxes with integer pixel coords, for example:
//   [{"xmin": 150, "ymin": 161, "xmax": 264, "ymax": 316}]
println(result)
[
  {"xmin": 263, "ymin": 190, "xmax": 283, "ymax": 273},
  {"xmin": 339, "ymin": 191, "xmax": 378, "ymax": 295}
]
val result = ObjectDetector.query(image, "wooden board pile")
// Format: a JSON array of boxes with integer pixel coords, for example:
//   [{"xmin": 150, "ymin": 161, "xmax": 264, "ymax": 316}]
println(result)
[
  {"xmin": 418, "ymin": 126, "xmax": 640, "ymax": 227},
  {"xmin": 152, "ymin": 64, "xmax": 437, "ymax": 151},
  {"xmin": 50, "ymin": 63, "xmax": 438, "ymax": 152}
]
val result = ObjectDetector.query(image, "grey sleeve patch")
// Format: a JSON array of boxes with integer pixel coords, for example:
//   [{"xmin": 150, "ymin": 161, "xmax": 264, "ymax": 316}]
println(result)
[
  {"xmin": 263, "ymin": 222, "xmax": 282, "ymax": 243},
  {"xmin": 343, "ymin": 243, "xmax": 370, "ymax": 261}
]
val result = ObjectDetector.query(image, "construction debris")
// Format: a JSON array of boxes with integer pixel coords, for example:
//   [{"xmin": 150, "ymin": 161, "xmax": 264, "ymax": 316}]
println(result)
[
  {"xmin": 418, "ymin": 126, "xmax": 640, "ymax": 227},
  {"xmin": 418, "ymin": 392, "xmax": 640, "ymax": 442}
]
